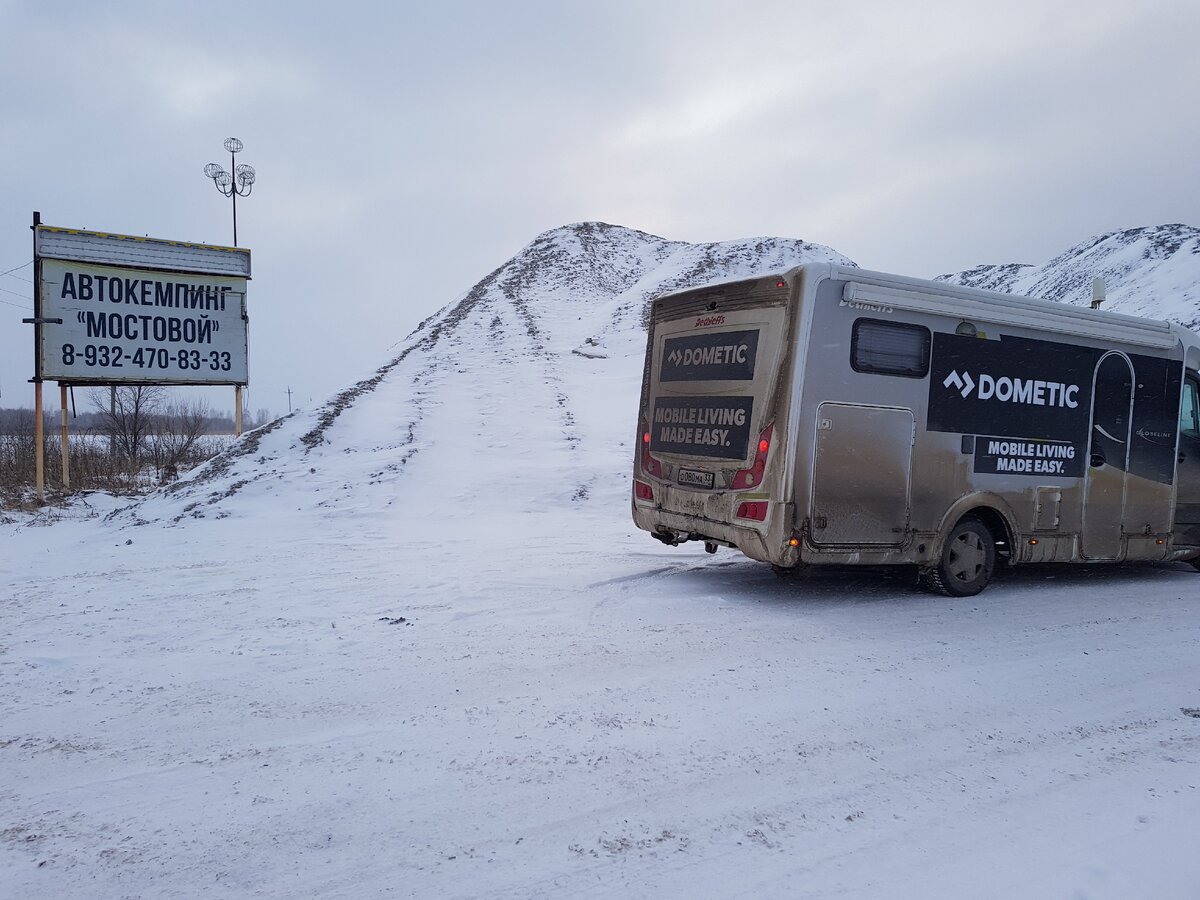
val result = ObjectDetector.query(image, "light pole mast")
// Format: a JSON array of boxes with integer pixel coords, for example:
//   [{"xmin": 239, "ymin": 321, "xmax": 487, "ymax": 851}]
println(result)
[
  {"xmin": 204, "ymin": 137, "xmax": 256, "ymax": 246},
  {"xmin": 203, "ymin": 137, "xmax": 257, "ymax": 436}
]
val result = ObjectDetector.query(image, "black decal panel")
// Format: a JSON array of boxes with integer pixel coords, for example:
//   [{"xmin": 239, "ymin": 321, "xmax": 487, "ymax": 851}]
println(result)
[
  {"xmin": 650, "ymin": 396, "xmax": 754, "ymax": 459},
  {"xmin": 928, "ymin": 333, "xmax": 1182, "ymax": 484},
  {"xmin": 927, "ymin": 333, "xmax": 1094, "ymax": 442},
  {"xmin": 1129, "ymin": 354, "xmax": 1183, "ymax": 485},
  {"xmin": 660, "ymin": 330, "xmax": 759, "ymax": 382}
]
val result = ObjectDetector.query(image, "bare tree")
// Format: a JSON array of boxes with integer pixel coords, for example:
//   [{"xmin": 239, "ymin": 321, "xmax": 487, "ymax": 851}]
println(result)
[
  {"xmin": 148, "ymin": 397, "xmax": 214, "ymax": 482},
  {"xmin": 245, "ymin": 407, "xmax": 275, "ymax": 429},
  {"xmin": 0, "ymin": 408, "xmax": 69, "ymax": 504},
  {"xmin": 90, "ymin": 386, "xmax": 165, "ymax": 474}
]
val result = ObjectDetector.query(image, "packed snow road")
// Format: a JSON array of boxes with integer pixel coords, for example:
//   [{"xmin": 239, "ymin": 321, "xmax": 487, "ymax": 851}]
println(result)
[{"xmin": 2, "ymin": 504, "xmax": 1198, "ymax": 899}]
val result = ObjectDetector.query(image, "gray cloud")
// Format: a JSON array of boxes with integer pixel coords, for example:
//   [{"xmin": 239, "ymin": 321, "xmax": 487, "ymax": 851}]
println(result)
[{"xmin": 2, "ymin": 0, "xmax": 1197, "ymax": 412}]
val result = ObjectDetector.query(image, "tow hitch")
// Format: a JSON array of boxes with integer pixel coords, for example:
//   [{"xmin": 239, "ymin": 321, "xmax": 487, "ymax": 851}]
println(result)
[{"xmin": 652, "ymin": 529, "xmax": 685, "ymax": 546}]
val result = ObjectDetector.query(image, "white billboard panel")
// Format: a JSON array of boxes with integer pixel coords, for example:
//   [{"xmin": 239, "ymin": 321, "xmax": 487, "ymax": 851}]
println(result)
[{"xmin": 33, "ymin": 226, "xmax": 250, "ymax": 385}]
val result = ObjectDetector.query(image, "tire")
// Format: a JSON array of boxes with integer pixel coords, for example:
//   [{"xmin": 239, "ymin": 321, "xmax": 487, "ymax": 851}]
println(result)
[{"xmin": 922, "ymin": 517, "xmax": 996, "ymax": 597}]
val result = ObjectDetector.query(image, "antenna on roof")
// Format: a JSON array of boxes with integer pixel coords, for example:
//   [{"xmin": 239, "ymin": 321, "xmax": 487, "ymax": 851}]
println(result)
[{"xmin": 1091, "ymin": 277, "xmax": 1106, "ymax": 309}]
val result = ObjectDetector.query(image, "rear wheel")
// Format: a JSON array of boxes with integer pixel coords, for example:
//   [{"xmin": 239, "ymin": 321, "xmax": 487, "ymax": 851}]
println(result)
[{"xmin": 921, "ymin": 517, "xmax": 996, "ymax": 597}]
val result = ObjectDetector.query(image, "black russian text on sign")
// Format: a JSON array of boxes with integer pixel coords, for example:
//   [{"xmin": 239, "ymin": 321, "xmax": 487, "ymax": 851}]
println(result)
[
  {"xmin": 650, "ymin": 395, "xmax": 755, "ymax": 460},
  {"xmin": 660, "ymin": 330, "xmax": 759, "ymax": 382}
]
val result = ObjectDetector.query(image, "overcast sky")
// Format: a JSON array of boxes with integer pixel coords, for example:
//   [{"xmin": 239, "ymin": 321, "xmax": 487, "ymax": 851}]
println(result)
[{"xmin": 2, "ymin": 0, "xmax": 1198, "ymax": 417}]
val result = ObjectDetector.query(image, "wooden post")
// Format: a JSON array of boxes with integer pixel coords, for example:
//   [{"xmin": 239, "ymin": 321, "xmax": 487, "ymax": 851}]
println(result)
[
  {"xmin": 60, "ymin": 383, "xmax": 70, "ymax": 491},
  {"xmin": 235, "ymin": 385, "xmax": 243, "ymax": 436},
  {"xmin": 34, "ymin": 381, "xmax": 44, "ymax": 504},
  {"xmin": 32, "ymin": 212, "xmax": 45, "ymax": 505}
]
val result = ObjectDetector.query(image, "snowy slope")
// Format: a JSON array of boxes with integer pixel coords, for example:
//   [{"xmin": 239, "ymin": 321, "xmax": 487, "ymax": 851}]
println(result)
[
  {"xmin": 3, "ymin": 223, "xmax": 1200, "ymax": 900},
  {"xmin": 120, "ymin": 222, "xmax": 854, "ymax": 527},
  {"xmin": 937, "ymin": 223, "xmax": 1200, "ymax": 327}
]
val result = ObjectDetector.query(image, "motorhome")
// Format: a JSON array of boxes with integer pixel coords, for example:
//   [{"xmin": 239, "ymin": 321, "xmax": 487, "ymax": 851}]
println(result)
[{"xmin": 632, "ymin": 264, "xmax": 1200, "ymax": 595}]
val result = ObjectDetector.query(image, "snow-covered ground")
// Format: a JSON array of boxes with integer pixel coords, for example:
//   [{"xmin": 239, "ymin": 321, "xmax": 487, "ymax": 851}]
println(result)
[
  {"xmin": 5, "ymin": 472, "xmax": 1199, "ymax": 899},
  {"xmin": 3, "ymin": 223, "xmax": 1200, "ymax": 898}
]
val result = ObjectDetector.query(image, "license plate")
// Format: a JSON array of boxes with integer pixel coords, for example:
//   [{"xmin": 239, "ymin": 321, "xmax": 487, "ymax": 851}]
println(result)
[{"xmin": 677, "ymin": 467, "xmax": 715, "ymax": 489}]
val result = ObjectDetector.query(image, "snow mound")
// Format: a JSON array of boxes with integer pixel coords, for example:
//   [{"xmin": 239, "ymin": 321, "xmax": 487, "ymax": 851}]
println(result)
[
  {"xmin": 105, "ymin": 220, "xmax": 1200, "ymax": 530},
  {"xmin": 116, "ymin": 223, "xmax": 852, "ymax": 527}
]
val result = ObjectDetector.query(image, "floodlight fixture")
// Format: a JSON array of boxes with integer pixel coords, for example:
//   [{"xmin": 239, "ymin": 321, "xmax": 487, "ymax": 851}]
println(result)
[{"xmin": 203, "ymin": 136, "xmax": 256, "ymax": 246}]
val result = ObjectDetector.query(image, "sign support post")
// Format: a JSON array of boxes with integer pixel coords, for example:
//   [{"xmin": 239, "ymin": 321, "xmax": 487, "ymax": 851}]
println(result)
[
  {"xmin": 34, "ymin": 381, "xmax": 44, "ymax": 503},
  {"xmin": 32, "ymin": 211, "xmax": 44, "ymax": 504},
  {"xmin": 60, "ymin": 383, "xmax": 70, "ymax": 490}
]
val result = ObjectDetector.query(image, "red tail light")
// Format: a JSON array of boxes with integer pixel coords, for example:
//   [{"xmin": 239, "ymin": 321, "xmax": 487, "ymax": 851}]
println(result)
[
  {"xmin": 641, "ymin": 428, "xmax": 662, "ymax": 478},
  {"xmin": 736, "ymin": 501, "xmax": 768, "ymax": 521},
  {"xmin": 733, "ymin": 424, "xmax": 773, "ymax": 489},
  {"xmin": 634, "ymin": 480, "xmax": 654, "ymax": 501}
]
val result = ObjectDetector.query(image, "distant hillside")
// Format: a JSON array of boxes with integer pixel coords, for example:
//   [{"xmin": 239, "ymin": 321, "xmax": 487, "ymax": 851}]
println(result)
[{"xmin": 936, "ymin": 224, "xmax": 1200, "ymax": 328}]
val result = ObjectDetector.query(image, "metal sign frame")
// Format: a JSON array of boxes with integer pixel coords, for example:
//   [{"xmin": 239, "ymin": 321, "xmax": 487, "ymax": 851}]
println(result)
[
  {"xmin": 26, "ymin": 213, "xmax": 254, "ymax": 503},
  {"xmin": 33, "ymin": 222, "xmax": 251, "ymax": 387}
]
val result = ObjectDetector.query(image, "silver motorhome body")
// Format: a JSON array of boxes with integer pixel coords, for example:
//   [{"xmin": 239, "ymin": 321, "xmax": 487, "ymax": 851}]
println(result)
[{"xmin": 632, "ymin": 264, "xmax": 1200, "ymax": 595}]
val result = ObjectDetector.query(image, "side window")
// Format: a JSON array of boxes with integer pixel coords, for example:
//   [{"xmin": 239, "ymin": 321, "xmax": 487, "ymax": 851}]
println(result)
[
  {"xmin": 850, "ymin": 318, "xmax": 931, "ymax": 378},
  {"xmin": 1181, "ymin": 377, "xmax": 1200, "ymax": 439}
]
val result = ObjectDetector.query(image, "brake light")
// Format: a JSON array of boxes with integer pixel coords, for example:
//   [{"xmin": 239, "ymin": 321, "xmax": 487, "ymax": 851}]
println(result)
[
  {"xmin": 634, "ymin": 480, "xmax": 654, "ymax": 501},
  {"xmin": 736, "ymin": 501, "xmax": 768, "ymax": 521},
  {"xmin": 641, "ymin": 428, "xmax": 662, "ymax": 478},
  {"xmin": 733, "ymin": 424, "xmax": 773, "ymax": 489}
]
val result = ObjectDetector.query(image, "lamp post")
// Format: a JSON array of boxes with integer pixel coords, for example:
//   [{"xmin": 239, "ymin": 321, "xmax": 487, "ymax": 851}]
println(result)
[
  {"xmin": 203, "ymin": 138, "xmax": 256, "ymax": 438},
  {"xmin": 203, "ymin": 137, "xmax": 256, "ymax": 246}
]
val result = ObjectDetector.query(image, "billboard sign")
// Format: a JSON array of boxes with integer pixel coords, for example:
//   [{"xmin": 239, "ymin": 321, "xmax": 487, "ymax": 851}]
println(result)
[{"xmin": 34, "ymin": 226, "xmax": 251, "ymax": 385}]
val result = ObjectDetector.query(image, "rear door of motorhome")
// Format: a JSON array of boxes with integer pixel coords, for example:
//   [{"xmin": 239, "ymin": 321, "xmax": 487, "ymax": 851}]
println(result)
[{"xmin": 634, "ymin": 275, "xmax": 795, "ymax": 555}]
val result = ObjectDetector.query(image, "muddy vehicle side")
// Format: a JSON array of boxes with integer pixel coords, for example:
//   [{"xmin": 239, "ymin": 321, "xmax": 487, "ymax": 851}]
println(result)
[{"xmin": 632, "ymin": 263, "xmax": 1200, "ymax": 595}]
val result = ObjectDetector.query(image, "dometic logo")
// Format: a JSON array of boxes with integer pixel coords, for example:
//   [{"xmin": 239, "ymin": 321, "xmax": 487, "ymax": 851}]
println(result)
[
  {"xmin": 694, "ymin": 315, "xmax": 726, "ymax": 328},
  {"xmin": 666, "ymin": 343, "xmax": 749, "ymax": 368},
  {"xmin": 943, "ymin": 370, "xmax": 1080, "ymax": 408},
  {"xmin": 661, "ymin": 329, "xmax": 758, "ymax": 383},
  {"xmin": 839, "ymin": 297, "xmax": 893, "ymax": 314}
]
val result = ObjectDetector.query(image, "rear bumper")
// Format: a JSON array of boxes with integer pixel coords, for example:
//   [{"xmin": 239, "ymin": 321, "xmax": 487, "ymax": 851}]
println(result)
[{"xmin": 632, "ymin": 495, "xmax": 798, "ymax": 566}]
